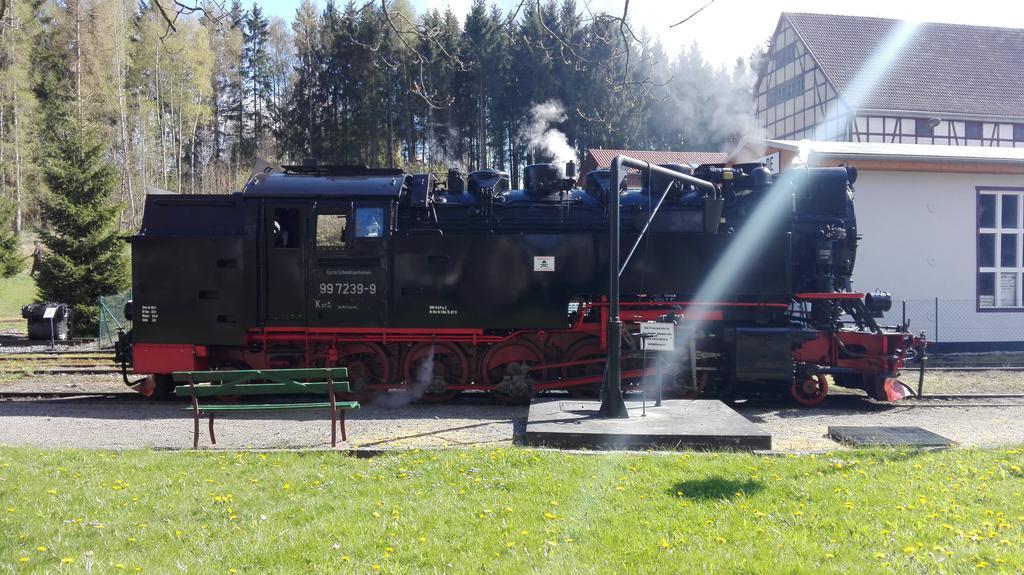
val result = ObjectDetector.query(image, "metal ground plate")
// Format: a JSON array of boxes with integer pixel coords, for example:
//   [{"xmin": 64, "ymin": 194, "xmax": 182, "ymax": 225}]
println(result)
[{"xmin": 828, "ymin": 426, "xmax": 955, "ymax": 447}]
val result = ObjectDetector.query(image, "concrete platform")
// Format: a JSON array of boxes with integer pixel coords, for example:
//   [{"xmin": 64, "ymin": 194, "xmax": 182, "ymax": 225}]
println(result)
[{"xmin": 522, "ymin": 399, "xmax": 771, "ymax": 451}]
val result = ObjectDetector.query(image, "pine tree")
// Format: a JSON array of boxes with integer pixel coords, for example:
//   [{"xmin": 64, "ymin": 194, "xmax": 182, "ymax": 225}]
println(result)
[
  {"xmin": 0, "ymin": 197, "xmax": 21, "ymax": 277},
  {"xmin": 241, "ymin": 2, "xmax": 272, "ymax": 159},
  {"xmin": 36, "ymin": 122, "xmax": 128, "ymax": 334}
]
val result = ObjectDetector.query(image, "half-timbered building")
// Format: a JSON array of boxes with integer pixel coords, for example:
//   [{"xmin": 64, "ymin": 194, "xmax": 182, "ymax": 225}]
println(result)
[{"xmin": 756, "ymin": 13, "xmax": 1024, "ymax": 147}]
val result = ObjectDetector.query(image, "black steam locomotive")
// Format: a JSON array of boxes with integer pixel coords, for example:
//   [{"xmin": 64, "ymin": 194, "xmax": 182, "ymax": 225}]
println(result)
[{"xmin": 119, "ymin": 159, "xmax": 922, "ymax": 404}]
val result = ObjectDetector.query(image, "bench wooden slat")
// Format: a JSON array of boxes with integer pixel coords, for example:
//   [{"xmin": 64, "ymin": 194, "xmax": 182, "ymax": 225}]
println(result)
[
  {"xmin": 172, "ymin": 368, "xmax": 348, "ymax": 383},
  {"xmin": 173, "ymin": 382, "xmax": 352, "ymax": 397},
  {"xmin": 182, "ymin": 401, "xmax": 361, "ymax": 412}
]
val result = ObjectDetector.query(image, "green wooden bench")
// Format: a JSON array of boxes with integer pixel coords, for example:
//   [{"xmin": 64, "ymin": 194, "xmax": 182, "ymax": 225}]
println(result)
[{"xmin": 172, "ymin": 368, "xmax": 359, "ymax": 449}]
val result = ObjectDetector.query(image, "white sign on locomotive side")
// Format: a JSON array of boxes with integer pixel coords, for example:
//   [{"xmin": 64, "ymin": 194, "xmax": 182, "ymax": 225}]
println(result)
[
  {"xmin": 534, "ymin": 256, "xmax": 555, "ymax": 272},
  {"xmin": 640, "ymin": 321, "xmax": 675, "ymax": 351}
]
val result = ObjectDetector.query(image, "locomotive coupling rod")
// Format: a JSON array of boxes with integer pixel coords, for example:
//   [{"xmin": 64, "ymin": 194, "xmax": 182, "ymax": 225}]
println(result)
[{"xmin": 600, "ymin": 156, "xmax": 716, "ymax": 419}]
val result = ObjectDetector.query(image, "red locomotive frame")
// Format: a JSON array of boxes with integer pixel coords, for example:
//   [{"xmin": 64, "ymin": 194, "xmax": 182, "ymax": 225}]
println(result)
[{"xmin": 131, "ymin": 292, "xmax": 924, "ymax": 405}]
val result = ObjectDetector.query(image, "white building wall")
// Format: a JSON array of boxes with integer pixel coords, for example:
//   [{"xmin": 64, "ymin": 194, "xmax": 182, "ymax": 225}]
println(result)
[{"xmin": 851, "ymin": 169, "xmax": 1024, "ymax": 342}]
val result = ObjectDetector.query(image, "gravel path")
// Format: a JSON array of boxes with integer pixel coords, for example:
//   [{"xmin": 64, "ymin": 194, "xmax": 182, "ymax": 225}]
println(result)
[
  {"xmin": 736, "ymin": 400, "xmax": 1024, "ymax": 451},
  {"xmin": 2, "ymin": 370, "xmax": 1024, "ymax": 452},
  {"xmin": 0, "ymin": 397, "xmax": 525, "ymax": 450},
  {"xmin": 2, "ymin": 392, "xmax": 1024, "ymax": 452}
]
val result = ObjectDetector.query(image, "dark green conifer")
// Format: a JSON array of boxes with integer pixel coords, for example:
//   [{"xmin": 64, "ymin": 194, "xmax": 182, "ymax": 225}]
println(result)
[
  {"xmin": 35, "ymin": 123, "xmax": 128, "ymax": 334},
  {"xmin": 0, "ymin": 198, "xmax": 21, "ymax": 278}
]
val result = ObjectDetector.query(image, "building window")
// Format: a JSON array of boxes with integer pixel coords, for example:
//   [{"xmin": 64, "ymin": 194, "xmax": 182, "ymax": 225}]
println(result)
[
  {"xmin": 766, "ymin": 76, "xmax": 805, "ymax": 107},
  {"xmin": 965, "ymin": 121, "xmax": 983, "ymax": 140},
  {"xmin": 772, "ymin": 43, "xmax": 798, "ymax": 68},
  {"xmin": 978, "ymin": 189, "xmax": 1024, "ymax": 309},
  {"xmin": 916, "ymin": 118, "xmax": 935, "ymax": 137},
  {"xmin": 1014, "ymin": 124, "xmax": 1024, "ymax": 142}
]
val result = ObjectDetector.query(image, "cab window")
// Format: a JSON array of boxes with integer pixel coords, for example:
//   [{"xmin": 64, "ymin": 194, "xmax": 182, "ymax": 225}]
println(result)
[
  {"xmin": 355, "ymin": 207, "xmax": 384, "ymax": 238},
  {"xmin": 316, "ymin": 213, "xmax": 347, "ymax": 250},
  {"xmin": 272, "ymin": 208, "xmax": 301, "ymax": 249}
]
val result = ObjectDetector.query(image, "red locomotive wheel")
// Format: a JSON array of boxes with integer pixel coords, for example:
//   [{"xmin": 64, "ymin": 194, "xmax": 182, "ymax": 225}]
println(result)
[
  {"xmin": 561, "ymin": 337, "xmax": 604, "ymax": 398},
  {"xmin": 483, "ymin": 340, "xmax": 544, "ymax": 404},
  {"xmin": 400, "ymin": 342, "xmax": 469, "ymax": 402},
  {"xmin": 791, "ymin": 373, "xmax": 828, "ymax": 407},
  {"xmin": 336, "ymin": 343, "xmax": 390, "ymax": 400}
]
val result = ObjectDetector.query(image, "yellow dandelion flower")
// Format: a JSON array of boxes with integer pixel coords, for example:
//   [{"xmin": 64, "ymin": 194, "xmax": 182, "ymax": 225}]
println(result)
[
  {"xmin": 873, "ymin": 553, "xmax": 885, "ymax": 559},
  {"xmin": 976, "ymin": 561, "xmax": 989, "ymax": 569},
  {"xmin": 61, "ymin": 557, "xmax": 74, "ymax": 564},
  {"xmin": 715, "ymin": 537, "xmax": 726, "ymax": 544},
  {"xmin": 5, "ymin": 508, "xmax": 13, "ymax": 513},
  {"xmin": 341, "ymin": 556, "xmax": 351, "ymax": 561},
  {"xmin": 903, "ymin": 546, "xmax": 916, "ymax": 554},
  {"xmin": 229, "ymin": 569, "xmax": 237, "ymax": 574},
  {"xmin": 506, "ymin": 542, "xmax": 514, "ymax": 548},
  {"xmin": 372, "ymin": 565, "xmax": 381, "ymax": 571},
  {"xmin": 19, "ymin": 557, "xmax": 28, "ymax": 563},
  {"xmin": 544, "ymin": 512, "xmax": 557, "ymax": 519},
  {"xmin": 521, "ymin": 530, "xmax": 529, "ymax": 535},
  {"xmin": 824, "ymin": 553, "xmax": 834, "ymax": 559},
  {"xmin": 36, "ymin": 546, "xmax": 47, "ymax": 552},
  {"xmin": 282, "ymin": 483, "xmax": 290, "ymax": 491},
  {"xmin": 115, "ymin": 564, "xmax": 126, "ymax": 569}
]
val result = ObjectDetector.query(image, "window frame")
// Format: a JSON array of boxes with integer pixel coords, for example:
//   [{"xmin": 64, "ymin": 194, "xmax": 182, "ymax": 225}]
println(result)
[
  {"xmin": 977, "ymin": 186, "xmax": 1024, "ymax": 312},
  {"xmin": 915, "ymin": 118, "xmax": 935, "ymax": 138},
  {"xmin": 965, "ymin": 121, "xmax": 983, "ymax": 140},
  {"xmin": 354, "ymin": 205, "xmax": 387, "ymax": 239},
  {"xmin": 315, "ymin": 211, "xmax": 350, "ymax": 252},
  {"xmin": 271, "ymin": 207, "xmax": 303, "ymax": 250}
]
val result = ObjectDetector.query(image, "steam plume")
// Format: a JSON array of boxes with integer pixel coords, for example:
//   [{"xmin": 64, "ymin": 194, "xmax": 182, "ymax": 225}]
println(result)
[{"xmin": 523, "ymin": 100, "xmax": 577, "ymax": 167}]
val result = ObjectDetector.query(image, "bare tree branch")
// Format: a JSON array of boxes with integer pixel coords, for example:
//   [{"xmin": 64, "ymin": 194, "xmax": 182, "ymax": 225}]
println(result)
[{"xmin": 669, "ymin": 0, "xmax": 716, "ymax": 28}]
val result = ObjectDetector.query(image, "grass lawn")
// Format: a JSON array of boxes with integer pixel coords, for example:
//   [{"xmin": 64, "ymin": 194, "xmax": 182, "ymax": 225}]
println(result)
[
  {"xmin": 0, "ymin": 236, "xmax": 36, "ymax": 331},
  {"xmin": 0, "ymin": 448, "xmax": 1022, "ymax": 574}
]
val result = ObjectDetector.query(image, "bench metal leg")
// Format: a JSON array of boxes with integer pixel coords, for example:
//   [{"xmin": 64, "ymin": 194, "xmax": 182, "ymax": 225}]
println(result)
[
  {"xmin": 208, "ymin": 415, "xmax": 217, "ymax": 445},
  {"xmin": 330, "ymin": 408, "xmax": 337, "ymax": 448},
  {"xmin": 340, "ymin": 409, "xmax": 347, "ymax": 443},
  {"xmin": 192, "ymin": 406, "xmax": 200, "ymax": 450}
]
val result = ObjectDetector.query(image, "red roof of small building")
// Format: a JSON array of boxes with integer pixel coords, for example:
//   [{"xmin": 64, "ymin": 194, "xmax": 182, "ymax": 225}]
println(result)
[{"xmin": 584, "ymin": 149, "xmax": 728, "ymax": 168}]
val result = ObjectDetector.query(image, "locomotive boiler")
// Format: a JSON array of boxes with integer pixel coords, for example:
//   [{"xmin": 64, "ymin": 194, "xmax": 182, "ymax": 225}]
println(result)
[{"xmin": 117, "ymin": 159, "xmax": 923, "ymax": 404}]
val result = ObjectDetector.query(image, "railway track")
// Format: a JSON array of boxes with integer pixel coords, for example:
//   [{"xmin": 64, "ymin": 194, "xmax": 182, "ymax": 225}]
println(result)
[
  {"xmin": 0, "ymin": 338, "xmax": 97, "ymax": 349},
  {"xmin": 0, "ymin": 390, "xmax": 142, "ymax": 401}
]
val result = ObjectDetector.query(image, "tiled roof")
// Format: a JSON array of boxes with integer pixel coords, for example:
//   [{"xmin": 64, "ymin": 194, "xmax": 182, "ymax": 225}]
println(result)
[
  {"xmin": 785, "ymin": 12, "xmax": 1024, "ymax": 119},
  {"xmin": 585, "ymin": 149, "xmax": 728, "ymax": 168}
]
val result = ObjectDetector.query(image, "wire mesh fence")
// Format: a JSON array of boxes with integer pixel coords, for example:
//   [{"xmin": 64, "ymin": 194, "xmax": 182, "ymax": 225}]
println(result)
[
  {"xmin": 98, "ymin": 290, "xmax": 131, "ymax": 349},
  {"xmin": 884, "ymin": 298, "xmax": 1024, "ymax": 343}
]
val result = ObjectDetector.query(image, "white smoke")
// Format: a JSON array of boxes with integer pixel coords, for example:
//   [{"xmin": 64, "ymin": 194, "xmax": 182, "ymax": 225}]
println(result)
[
  {"xmin": 523, "ymin": 100, "xmax": 577, "ymax": 167},
  {"xmin": 374, "ymin": 344, "xmax": 435, "ymax": 408}
]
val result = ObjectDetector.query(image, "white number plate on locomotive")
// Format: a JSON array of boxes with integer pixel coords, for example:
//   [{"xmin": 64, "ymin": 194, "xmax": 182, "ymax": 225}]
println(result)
[{"xmin": 318, "ymin": 282, "xmax": 378, "ymax": 296}]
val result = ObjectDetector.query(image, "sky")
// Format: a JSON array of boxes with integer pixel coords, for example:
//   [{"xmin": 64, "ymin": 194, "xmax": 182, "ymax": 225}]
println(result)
[{"xmin": 257, "ymin": 0, "xmax": 1024, "ymax": 68}]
